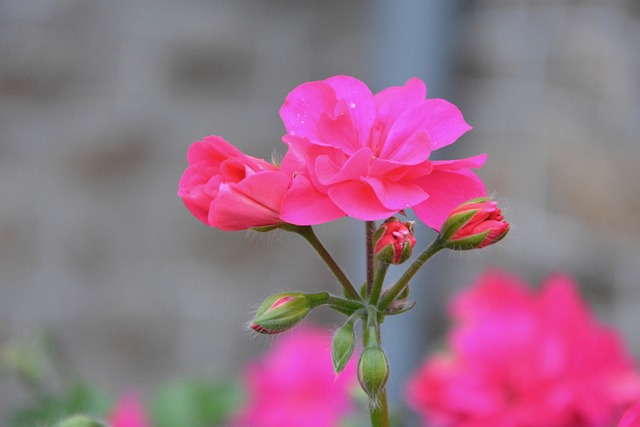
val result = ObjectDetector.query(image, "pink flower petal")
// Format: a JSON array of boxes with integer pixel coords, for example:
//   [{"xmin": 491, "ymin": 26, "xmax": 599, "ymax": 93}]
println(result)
[
  {"xmin": 213, "ymin": 172, "xmax": 289, "ymax": 230},
  {"xmin": 280, "ymin": 81, "xmax": 338, "ymax": 140},
  {"xmin": 314, "ymin": 104, "xmax": 361, "ymax": 154},
  {"xmin": 327, "ymin": 181, "xmax": 398, "ymax": 220},
  {"xmin": 432, "ymin": 153, "xmax": 487, "ymax": 171},
  {"xmin": 421, "ymin": 98, "xmax": 473, "ymax": 150},
  {"xmin": 387, "ymin": 98, "xmax": 472, "ymax": 153},
  {"xmin": 362, "ymin": 176, "xmax": 429, "ymax": 210},
  {"xmin": 370, "ymin": 79, "xmax": 427, "ymax": 154},
  {"xmin": 178, "ymin": 166, "xmax": 216, "ymax": 224},
  {"xmin": 324, "ymin": 75, "xmax": 376, "ymax": 147},
  {"xmin": 280, "ymin": 175, "xmax": 345, "ymax": 225},
  {"xmin": 369, "ymin": 157, "xmax": 432, "ymax": 181},
  {"xmin": 375, "ymin": 78, "xmax": 427, "ymax": 124},
  {"xmin": 314, "ymin": 147, "xmax": 372, "ymax": 185},
  {"xmin": 412, "ymin": 170, "xmax": 487, "ymax": 231},
  {"xmin": 379, "ymin": 129, "xmax": 433, "ymax": 165},
  {"xmin": 186, "ymin": 135, "xmax": 245, "ymax": 164}
]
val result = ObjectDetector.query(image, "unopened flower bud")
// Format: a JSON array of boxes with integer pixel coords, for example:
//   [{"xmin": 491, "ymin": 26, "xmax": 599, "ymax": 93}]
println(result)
[
  {"xmin": 374, "ymin": 217, "xmax": 416, "ymax": 264},
  {"xmin": 357, "ymin": 321, "xmax": 390, "ymax": 400},
  {"xmin": 55, "ymin": 416, "xmax": 105, "ymax": 427},
  {"xmin": 357, "ymin": 344, "xmax": 390, "ymax": 401},
  {"xmin": 251, "ymin": 292, "xmax": 325, "ymax": 335},
  {"xmin": 332, "ymin": 317, "xmax": 357, "ymax": 374},
  {"xmin": 440, "ymin": 198, "xmax": 509, "ymax": 250}
]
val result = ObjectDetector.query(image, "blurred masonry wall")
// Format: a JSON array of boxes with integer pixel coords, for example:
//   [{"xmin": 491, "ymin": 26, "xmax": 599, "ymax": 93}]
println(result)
[
  {"xmin": 0, "ymin": 0, "xmax": 377, "ymax": 417},
  {"xmin": 1, "ymin": 0, "xmax": 640, "ymax": 422}
]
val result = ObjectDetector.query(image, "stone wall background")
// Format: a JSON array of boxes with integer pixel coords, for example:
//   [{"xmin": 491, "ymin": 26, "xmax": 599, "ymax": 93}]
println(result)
[{"xmin": 1, "ymin": 0, "xmax": 639, "ymax": 422}]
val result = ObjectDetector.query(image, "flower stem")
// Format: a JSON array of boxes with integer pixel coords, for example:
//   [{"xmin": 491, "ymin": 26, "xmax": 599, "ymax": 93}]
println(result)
[
  {"xmin": 325, "ymin": 294, "xmax": 365, "ymax": 316},
  {"xmin": 378, "ymin": 238, "xmax": 445, "ymax": 312},
  {"xmin": 369, "ymin": 262, "xmax": 389, "ymax": 306},
  {"xmin": 369, "ymin": 389, "xmax": 390, "ymax": 427},
  {"xmin": 364, "ymin": 305, "xmax": 390, "ymax": 427},
  {"xmin": 284, "ymin": 225, "xmax": 361, "ymax": 301},
  {"xmin": 366, "ymin": 221, "xmax": 376, "ymax": 297}
]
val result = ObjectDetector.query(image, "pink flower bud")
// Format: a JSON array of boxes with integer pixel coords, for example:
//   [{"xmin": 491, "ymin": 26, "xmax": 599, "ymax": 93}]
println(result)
[
  {"xmin": 441, "ymin": 198, "xmax": 509, "ymax": 250},
  {"xmin": 251, "ymin": 292, "xmax": 327, "ymax": 335},
  {"xmin": 374, "ymin": 218, "xmax": 416, "ymax": 264}
]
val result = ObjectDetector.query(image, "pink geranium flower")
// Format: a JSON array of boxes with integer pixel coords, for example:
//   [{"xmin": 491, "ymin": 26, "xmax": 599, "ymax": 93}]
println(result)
[
  {"xmin": 231, "ymin": 326, "xmax": 358, "ymax": 427},
  {"xmin": 278, "ymin": 75, "xmax": 486, "ymax": 229},
  {"xmin": 178, "ymin": 135, "xmax": 290, "ymax": 230},
  {"xmin": 406, "ymin": 270, "xmax": 640, "ymax": 427},
  {"xmin": 109, "ymin": 392, "xmax": 149, "ymax": 427}
]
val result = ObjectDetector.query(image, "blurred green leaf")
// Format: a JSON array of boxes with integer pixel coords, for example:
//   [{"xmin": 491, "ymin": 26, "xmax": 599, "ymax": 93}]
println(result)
[
  {"xmin": 150, "ymin": 379, "xmax": 243, "ymax": 427},
  {"xmin": 7, "ymin": 383, "xmax": 110, "ymax": 427},
  {"xmin": 55, "ymin": 415, "xmax": 106, "ymax": 427},
  {"xmin": 1, "ymin": 331, "xmax": 53, "ymax": 382},
  {"xmin": 65, "ymin": 383, "xmax": 111, "ymax": 416}
]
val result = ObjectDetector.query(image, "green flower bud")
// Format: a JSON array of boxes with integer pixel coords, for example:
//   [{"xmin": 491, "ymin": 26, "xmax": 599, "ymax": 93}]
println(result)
[
  {"xmin": 357, "ymin": 319, "xmax": 389, "ymax": 400},
  {"xmin": 251, "ymin": 292, "xmax": 326, "ymax": 335},
  {"xmin": 332, "ymin": 318, "xmax": 357, "ymax": 374},
  {"xmin": 55, "ymin": 415, "xmax": 105, "ymax": 427},
  {"xmin": 357, "ymin": 344, "xmax": 389, "ymax": 401}
]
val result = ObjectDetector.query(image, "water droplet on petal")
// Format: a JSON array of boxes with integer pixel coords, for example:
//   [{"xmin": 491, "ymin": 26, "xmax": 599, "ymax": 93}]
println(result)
[{"xmin": 349, "ymin": 102, "xmax": 356, "ymax": 109}]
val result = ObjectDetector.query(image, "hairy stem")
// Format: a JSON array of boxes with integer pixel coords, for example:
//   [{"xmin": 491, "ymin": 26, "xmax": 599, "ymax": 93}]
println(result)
[
  {"xmin": 378, "ymin": 238, "xmax": 445, "ymax": 312},
  {"xmin": 366, "ymin": 221, "xmax": 376, "ymax": 297},
  {"xmin": 369, "ymin": 389, "xmax": 390, "ymax": 427},
  {"xmin": 365, "ymin": 305, "xmax": 389, "ymax": 427},
  {"xmin": 369, "ymin": 262, "xmax": 389, "ymax": 306},
  {"xmin": 325, "ymin": 294, "xmax": 365, "ymax": 315}
]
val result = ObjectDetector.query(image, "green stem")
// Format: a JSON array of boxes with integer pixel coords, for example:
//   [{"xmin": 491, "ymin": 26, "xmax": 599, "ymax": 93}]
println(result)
[
  {"xmin": 369, "ymin": 262, "xmax": 389, "ymax": 306},
  {"xmin": 366, "ymin": 221, "xmax": 376, "ymax": 297},
  {"xmin": 378, "ymin": 237, "xmax": 445, "ymax": 312},
  {"xmin": 364, "ymin": 305, "xmax": 390, "ymax": 427},
  {"xmin": 369, "ymin": 389, "xmax": 390, "ymax": 427},
  {"xmin": 326, "ymin": 294, "xmax": 365, "ymax": 316},
  {"xmin": 285, "ymin": 225, "xmax": 361, "ymax": 301}
]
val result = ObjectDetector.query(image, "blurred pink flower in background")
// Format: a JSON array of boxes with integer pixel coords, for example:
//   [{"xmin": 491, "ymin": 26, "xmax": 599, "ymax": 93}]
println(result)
[
  {"xmin": 231, "ymin": 326, "xmax": 358, "ymax": 427},
  {"xmin": 178, "ymin": 135, "xmax": 289, "ymax": 230},
  {"xmin": 407, "ymin": 270, "xmax": 640, "ymax": 427},
  {"xmin": 618, "ymin": 401, "xmax": 640, "ymax": 427},
  {"xmin": 278, "ymin": 75, "xmax": 486, "ymax": 229},
  {"xmin": 109, "ymin": 392, "xmax": 149, "ymax": 427}
]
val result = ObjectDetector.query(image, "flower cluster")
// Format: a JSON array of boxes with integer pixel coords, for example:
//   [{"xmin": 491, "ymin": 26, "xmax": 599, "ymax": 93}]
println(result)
[
  {"xmin": 177, "ymin": 75, "xmax": 510, "ymax": 427},
  {"xmin": 406, "ymin": 270, "xmax": 640, "ymax": 427},
  {"xmin": 178, "ymin": 76, "xmax": 487, "ymax": 231}
]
